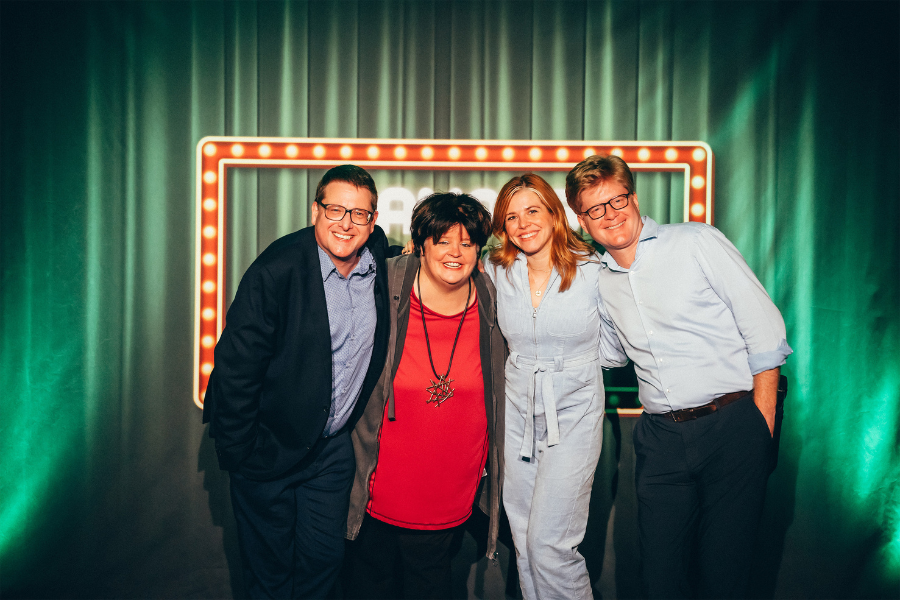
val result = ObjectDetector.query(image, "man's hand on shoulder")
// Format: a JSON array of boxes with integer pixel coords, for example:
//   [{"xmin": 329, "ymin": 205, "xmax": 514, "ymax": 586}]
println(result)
[{"xmin": 753, "ymin": 367, "xmax": 780, "ymax": 437}]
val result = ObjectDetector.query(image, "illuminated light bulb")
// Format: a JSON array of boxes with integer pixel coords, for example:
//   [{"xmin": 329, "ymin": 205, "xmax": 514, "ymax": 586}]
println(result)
[
  {"xmin": 583, "ymin": 147, "xmax": 596, "ymax": 158},
  {"xmin": 203, "ymin": 171, "xmax": 217, "ymax": 184},
  {"xmin": 231, "ymin": 143, "xmax": 244, "ymax": 157},
  {"xmin": 202, "ymin": 253, "xmax": 217, "ymax": 266},
  {"xmin": 665, "ymin": 148, "xmax": 678, "ymax": 161},
  {"xmin": 367, "ymin": 145, "xmax": 380, "ymax": 159},
  {"xmin": 421, "ymin": 146, "xmax": 434, "ymax": 160},
  {"xmin": 637, "ymin": 148, "xmax": 651, "ymax": 161},
  {"xmin": 691, "ymin": 203, "xmax": 706, "ymax": 217},
  {"xmin": 258, "ymin": 144, "xmax": 272, "ymax": 158},
  {"xmin": 202, "ymin": 308, "xmax": 216, "ymax": 320},
  {"xmin": 203, "ymin": 143, "xmax": 217, "ymax": 156},
  {"xmin": 340, "ymin": 145, "xmax": 353, "ymax": 159},
  {"xmin": 202, "ymin": 335, "xmax": 216, "ymax": 348},
  {"xmin": 475, "ymin": 147, "xmax": 488, "ymax": 161},
  {"xmin": 691, "ymin": 175, "xmax": 705, "ymax": 189},
  {"xmin": 203, "ymin": 199, "xmax": 217, "ymax": 211},
  {"xmin": 692, "ymin": 148, "xmax": 706, "ymax": 162},
  {"xmin": 286, "ymin": 144, "xmax": 299, "ymax": 158},
  {"xmin": 313, "ymin": 145, "xmax": 326, "ymax": 159},
  {"xmin": 202, "ymin": 280, "xmax": 216, "ymax": 293},
  {"xmin": 201, "ymin": 362, "xmax": 213, "ymax": 375},
  {"xmin": 502, "ymin": 147, "xmax": 515, "ymax": 161},
  {"xmin": 394, "ymin": 146, "xmax": 407, "ymax": 159},
  {"xmin": 528, "ymin": 147, "xmax": 542, "ymax": 161},
  {"xmin": 556, "ymin": 148, "xmax": 569, "ymax": 161},
  {"xmin": 200, "ymin": 390, "xmax": 206, "ymax": 401},
  {"xmin": 610, "ymin": 148, "xmax": 624, "ymax": 158},
  {"xmin": 203, "ymin": 226, "xmax": 217, "ymax": 239},
  {"xmin": 448, "ymin": 147, "xmax": 461, "ymax": 160}
]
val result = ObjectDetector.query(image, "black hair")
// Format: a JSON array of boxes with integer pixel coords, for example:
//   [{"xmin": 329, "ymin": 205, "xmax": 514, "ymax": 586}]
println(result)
[
  {"xmin": 410, "ymin": 192, "xmax": 492, "ymax": 253},
  {"xmin": 314, "ymin": 164, "xmax": 378, "ymax": 210}
]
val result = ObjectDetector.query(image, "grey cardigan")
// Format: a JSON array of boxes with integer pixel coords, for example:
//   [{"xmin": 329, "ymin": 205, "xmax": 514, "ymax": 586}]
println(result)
[{"xmin": 345, "ymin": 254, "xmax": 507, "ymax": 559}]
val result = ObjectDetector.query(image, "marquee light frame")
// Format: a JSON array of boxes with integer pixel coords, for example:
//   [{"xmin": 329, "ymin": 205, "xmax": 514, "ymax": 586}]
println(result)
[{"xmin": 193, "ymin": 137, "xmax": 715, "ymax": 410}]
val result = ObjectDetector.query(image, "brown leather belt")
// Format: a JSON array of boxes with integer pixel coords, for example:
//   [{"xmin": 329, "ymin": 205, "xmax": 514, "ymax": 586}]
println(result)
[{"xmin": 662, "ymin": 390, "xmax": 753, "ymax": 422}]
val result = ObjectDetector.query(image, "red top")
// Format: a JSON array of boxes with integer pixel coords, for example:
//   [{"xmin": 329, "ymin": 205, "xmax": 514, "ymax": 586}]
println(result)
[{"xmin": 367, "ymin": 287, "xmax": 488, "ymax": 530}]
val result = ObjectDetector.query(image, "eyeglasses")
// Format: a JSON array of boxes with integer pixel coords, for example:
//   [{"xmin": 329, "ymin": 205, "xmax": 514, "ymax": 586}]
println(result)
[
  {"xmin": 316, "ymin": 201, "xmax": 374, "ymax": 225},
  {"xmin": 580, "ymin": 192, "xmax": 631, "ymax": 220}
]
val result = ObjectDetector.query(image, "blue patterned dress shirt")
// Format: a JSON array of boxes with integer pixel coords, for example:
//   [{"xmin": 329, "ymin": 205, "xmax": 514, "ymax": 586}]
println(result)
[{"xmin": 317, "ymin": 245, "xmax": 377, "ymax": 436}]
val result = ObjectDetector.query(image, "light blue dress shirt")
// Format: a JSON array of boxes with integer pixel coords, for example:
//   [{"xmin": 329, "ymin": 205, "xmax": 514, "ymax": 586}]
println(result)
[
  {"xmin": 317, "ymin": 245, "xmax": 377, "ymax": 436},
  {"xmin": 598, "ymin": 216, "xmax": 792, "ymax": 414}
]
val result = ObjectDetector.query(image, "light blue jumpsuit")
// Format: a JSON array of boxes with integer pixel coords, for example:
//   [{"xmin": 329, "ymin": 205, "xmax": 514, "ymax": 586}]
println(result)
[{"xmin": 487, "ymin": 255, "xmax": 627, "ymax": 600}]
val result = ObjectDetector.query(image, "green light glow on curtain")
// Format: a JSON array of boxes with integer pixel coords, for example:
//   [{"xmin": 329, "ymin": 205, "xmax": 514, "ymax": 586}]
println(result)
[{"xmin": 1, "ymin": 1, "xmax": 897, "ymax": 597}]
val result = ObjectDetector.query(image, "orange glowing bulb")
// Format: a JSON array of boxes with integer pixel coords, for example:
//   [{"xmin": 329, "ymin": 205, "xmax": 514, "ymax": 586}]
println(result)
[
  {"xmin": 692, "ymin": 148, "xmax": 706, "ymax": 162},
  {"xmin": 556, "ymin": 148, "xmax": 569, "ymax": 161},
  {"xmin": 231, "ymin": 143, "xmax": 244, "ymax": 157},
  {"xmin": 367, "ymin": 146, "xmax": 379, "ymax": 159},
  {"xmin": 202, "ymin": 335, "xmax": 216, "ymax": 348},
  {"xmin": 475, "ymin": 147, "xmax": 488, "ymax": 161},
  {"xmin": 202, "ymin": 308, "xmax": 216, "ymax": 320},
  {"xmin": 202, "ymin": 253, "xmax": 217, "ymax": 266},
  {"xmin": 691, "ymin": 175, "xmax": 705, "ymax": 189},
  {"xmin": 202, "ymin": 280, "xmax": 216, "ymax": 293},
  {"xmin": 637, "ymin": 148, "xmax": 650, "ymax": 161},
  {"xmin": 528, "ymin": 148, "xmax": 542, "ymax": 161},
  {"xmin": 340, "ymin": 145, "xmax": 353, "ymax": 159},
  {"xmin": 203, "ymin": 171, "xmax": 217, "ymax": 184},
  {"xmin": 691, "ymin": 203, "xmax": 706, "ymax": 217},
  {"xmin": 313, "ymin": 145, "xmax": 326, "ymax": 159},
  {"xmin": 583, "ymin": 147, "xmax": 596, "ymax": 158},
  {"xmin": 203, "ymin": 143, "xmax": 217, "ymax": 156},
  {"xmin": 502, "ymin": 147, "xmax": 515, "ymax": 161},
  {"xmin": 665, "ymin": 148, "xmax": 678, "ymax": 161},
  {"xmin": 610, "ymin": 148, "xmax": 624, "ymax": 158},
  {"xmin": 203, "ymin": 226, "xmax": 217, "ymax": 239},
  {"xmin": 203, "ymin": 199, "xmax": 217, "ymax": 211},
  {"xmin": 201, "ymin": 363, "xmax": 213, "ymax": 375},
  {"xmin": 286, "ymin": 144, "xmax": 299, "ymax": 158},
  {"xmin": 421, "ymin": 146, "xmax": 434, "ymax": 160},
  {"xmin": 394, "ymin": 146, "xmax": 407, "ymax": 159},
  {"xmin": 448, "ymin": 147, "xmax": 461, "ymax": 160},
  {"xmin": 258, "ymin": 144, "xmax": 272, "ymax": 158}
]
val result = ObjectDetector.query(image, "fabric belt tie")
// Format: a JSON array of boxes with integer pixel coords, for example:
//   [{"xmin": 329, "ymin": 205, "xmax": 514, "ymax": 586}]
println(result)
[{"xmin": 509, "ymin": 349, "xmax": 599, "ymax": 460}]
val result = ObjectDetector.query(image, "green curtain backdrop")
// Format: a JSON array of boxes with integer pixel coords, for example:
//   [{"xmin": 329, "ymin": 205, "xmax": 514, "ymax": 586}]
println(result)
[{"xmin": 1, "ymin": 1, "xmax": 897, "ymax": 597}]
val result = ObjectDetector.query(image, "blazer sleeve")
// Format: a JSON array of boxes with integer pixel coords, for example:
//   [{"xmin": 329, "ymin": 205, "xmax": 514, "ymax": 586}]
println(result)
[{"xmin": 206, "ymin": 262, "xmax": 281, "ymax": 471}]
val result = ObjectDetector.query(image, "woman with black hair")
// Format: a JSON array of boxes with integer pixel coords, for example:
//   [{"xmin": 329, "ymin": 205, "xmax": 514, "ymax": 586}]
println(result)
[{"xmin": 343, "ymin": 193, "xmax": 506, "ymax": 600}]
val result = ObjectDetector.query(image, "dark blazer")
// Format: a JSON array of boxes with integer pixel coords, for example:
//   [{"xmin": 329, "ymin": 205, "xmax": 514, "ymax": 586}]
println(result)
[{"xmin": 203, "ymin": 225, "xmax": 391, "ymax": 481}]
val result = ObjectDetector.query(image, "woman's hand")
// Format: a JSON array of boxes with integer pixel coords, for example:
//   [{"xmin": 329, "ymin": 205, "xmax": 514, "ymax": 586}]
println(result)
[{"xmin": 401, "ymin": 240, "xmax": 415, "ymax": 255}]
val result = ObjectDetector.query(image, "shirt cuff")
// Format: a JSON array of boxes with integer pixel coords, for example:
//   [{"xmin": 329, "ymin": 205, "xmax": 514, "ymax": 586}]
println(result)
[{"xmin": 748, "ymin": 339, "xmax": 793, "ymax": 375}]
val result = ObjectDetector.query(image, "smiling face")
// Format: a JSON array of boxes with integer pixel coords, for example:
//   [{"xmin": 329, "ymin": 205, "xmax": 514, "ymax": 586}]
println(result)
[
  {"xmin": 311, "ymin": 180, "xmax": 378, "ymax": 277},
  {"xmin": 419, "ymin": 223, "xmax": 478, "ymax": 291},
  {"xmin": 503, "ymin": 189, "xmax": 554, "ymax": 259},
  {"xmin": 576, "ymin": 181, "xmax": 643, "ymax": 267}
]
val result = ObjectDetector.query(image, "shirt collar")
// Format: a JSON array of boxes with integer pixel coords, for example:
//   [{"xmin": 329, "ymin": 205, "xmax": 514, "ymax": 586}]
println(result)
[
  {"xmin": 317, "ymin": 244, "xmax": 375, "ymax": 281},
  {"xmin": 600, "ymin": 215, "xmax": 659, "ymax": 271}
]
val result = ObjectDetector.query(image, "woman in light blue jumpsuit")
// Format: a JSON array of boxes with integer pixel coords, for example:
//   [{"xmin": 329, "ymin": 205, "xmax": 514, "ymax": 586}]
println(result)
[{"xmin": 486, "ymin": 174, "xmax": 627, "ymax": 600}]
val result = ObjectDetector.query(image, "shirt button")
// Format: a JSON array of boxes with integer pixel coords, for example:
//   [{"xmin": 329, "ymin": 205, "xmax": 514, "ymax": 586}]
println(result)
[
  {"xmin": 666, "ymin": 388, "xmax": 670, "ymax": 393},
  {"xmin": 649, "ymin": 330, "xmax": 653, "ymax": 335}
]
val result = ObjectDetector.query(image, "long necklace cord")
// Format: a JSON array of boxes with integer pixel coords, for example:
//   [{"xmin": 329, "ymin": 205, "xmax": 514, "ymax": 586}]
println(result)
[{"xmin": 417, "ymin": 270, "xmax": 471, "ymax": 405}]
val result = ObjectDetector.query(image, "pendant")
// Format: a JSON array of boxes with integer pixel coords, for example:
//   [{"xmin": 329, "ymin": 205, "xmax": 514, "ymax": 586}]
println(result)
[
  {"xmin": 534, "ymin": 290, "xmax": 542, "ymax": 296},
  {"xmin": 426, "ymin": 375, "xmax": 455, "ymax": 406}
]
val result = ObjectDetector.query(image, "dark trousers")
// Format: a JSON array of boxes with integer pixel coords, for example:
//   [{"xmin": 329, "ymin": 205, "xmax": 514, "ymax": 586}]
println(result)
[
  {"xmin": 343, "ymin": 514, "xmax": 460, "ymax": 600},
  {"xmin": 229, "ymin": 430, "xmax": 355, "ymax": 599},
  {"xmin": 633, "ymin": 394, "xmax": 772, "ymax": 599}
]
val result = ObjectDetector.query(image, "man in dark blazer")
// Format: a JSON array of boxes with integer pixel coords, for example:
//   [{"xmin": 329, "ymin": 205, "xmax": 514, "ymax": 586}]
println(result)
[{"xmin": 203, "ymin": 165, "xmax": 391, "ymax": 599}]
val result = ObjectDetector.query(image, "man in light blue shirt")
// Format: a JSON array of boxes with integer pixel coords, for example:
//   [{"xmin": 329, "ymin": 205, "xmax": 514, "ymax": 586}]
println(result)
[{"xmin": 566, "ymin": 155, "xmax": 792, "ymax": 599}]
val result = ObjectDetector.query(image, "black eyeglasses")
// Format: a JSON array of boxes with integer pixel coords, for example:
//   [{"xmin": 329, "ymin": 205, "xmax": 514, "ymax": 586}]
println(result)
[
  {"xmin": 580, "ymin": 192, "xmax": 631, "ymax": 220},
  {"xmin": 317, "ymin": 201, "xmax": 374, "ymax": 225}
]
